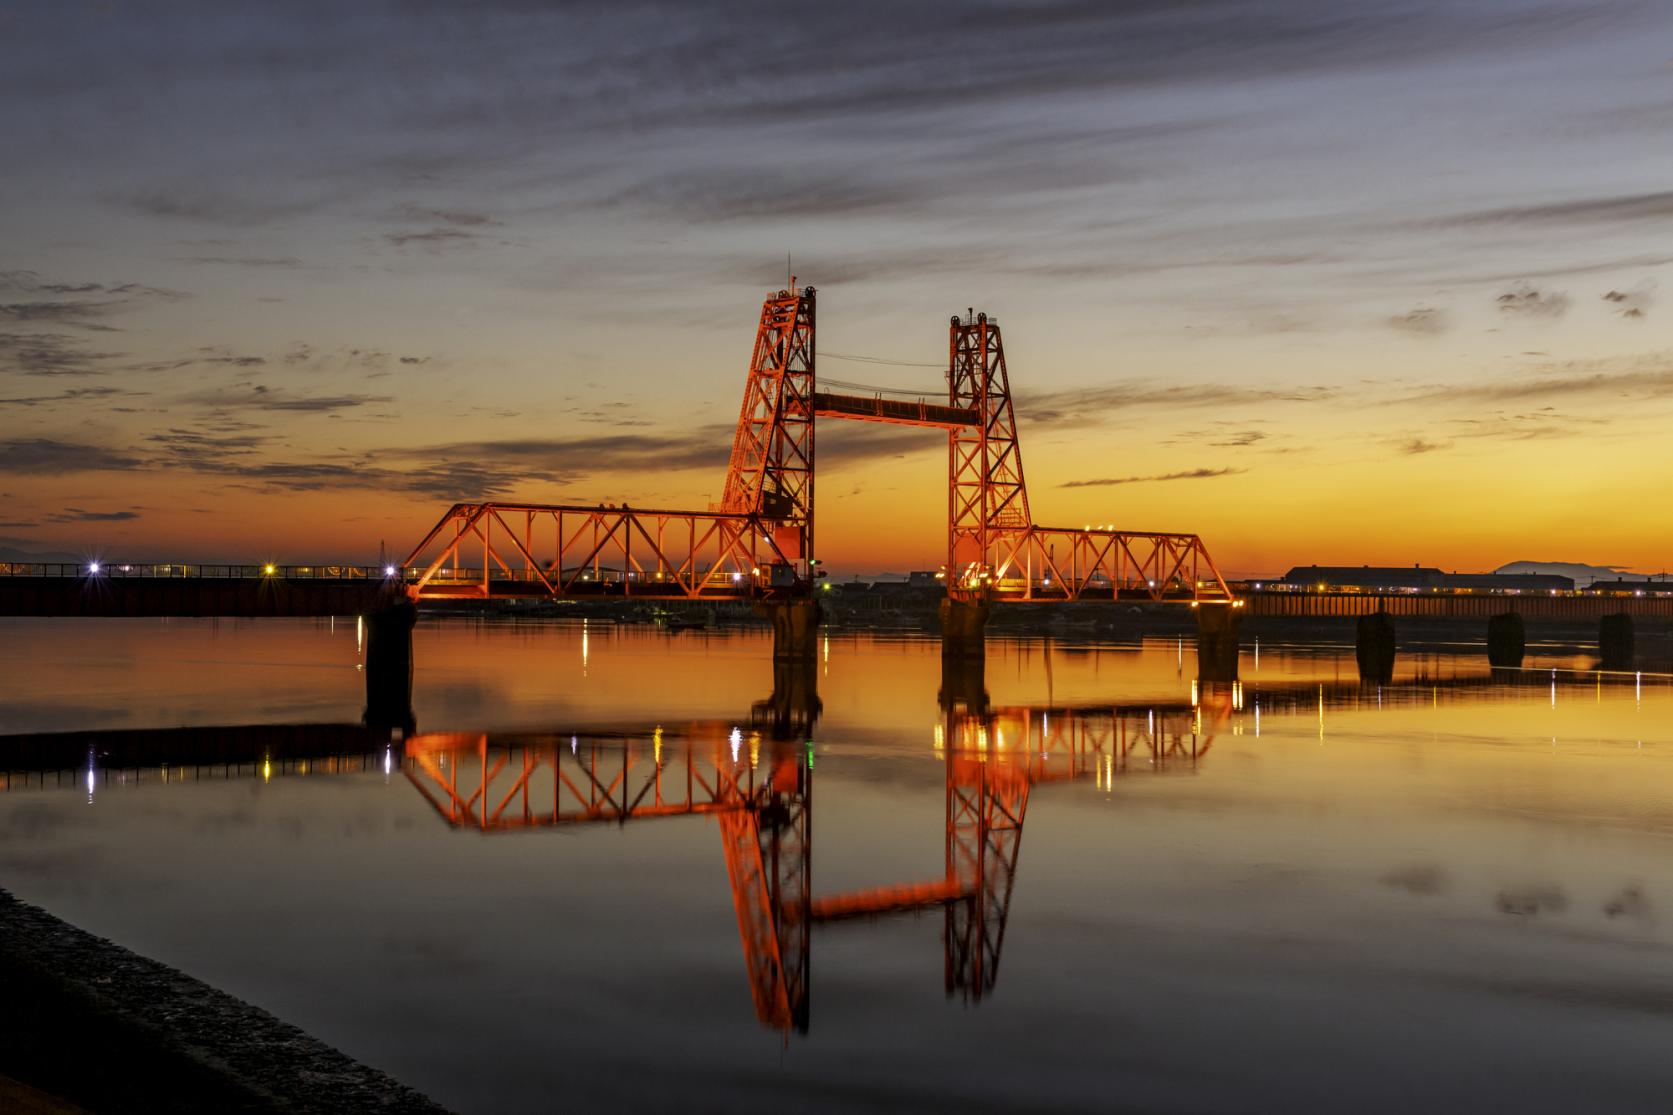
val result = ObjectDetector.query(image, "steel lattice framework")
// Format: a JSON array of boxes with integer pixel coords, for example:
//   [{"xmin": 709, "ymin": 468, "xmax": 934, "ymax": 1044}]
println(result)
[
  {"xmin": 721, "ymin": 287, "xmax": 816, "ymax": 565},
  {"xmin": 402, "ymin": 288, "xmax": 1233, "ymax": 607},
  {"xmin": 949, "ymin": 312, "xmax": 1031, "ymax": 584}
]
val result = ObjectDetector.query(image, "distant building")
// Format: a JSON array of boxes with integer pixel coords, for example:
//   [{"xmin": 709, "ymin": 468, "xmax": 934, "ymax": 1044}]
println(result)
[
  {"xmin": 907, "ymin": 571, "xmax": 941, "ymax": 587},
  {"xmin": 1277, "ymin": 565, "xmax": 1574, "ymax": 593}
]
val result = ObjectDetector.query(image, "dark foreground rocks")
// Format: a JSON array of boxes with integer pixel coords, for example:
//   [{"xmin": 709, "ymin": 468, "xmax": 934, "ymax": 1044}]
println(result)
[{"xmin": 0, "ymin": 889, "xmax": 452, "ymax": 1114}]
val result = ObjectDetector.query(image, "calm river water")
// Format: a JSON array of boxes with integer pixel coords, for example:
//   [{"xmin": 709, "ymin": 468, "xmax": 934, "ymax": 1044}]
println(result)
[{"xmin": 3, "ymin": 616, "xmax": 1672, "ymax": 1113}]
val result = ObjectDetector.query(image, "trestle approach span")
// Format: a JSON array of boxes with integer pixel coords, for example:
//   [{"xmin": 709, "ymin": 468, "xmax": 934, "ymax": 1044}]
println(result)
[{"xmin": 402, "ymin": 288, "xmax": 1235, "ymax": 609}]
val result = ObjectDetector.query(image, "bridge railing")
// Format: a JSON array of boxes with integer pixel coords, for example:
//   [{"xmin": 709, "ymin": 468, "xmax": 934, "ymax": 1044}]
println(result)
[{"xmin": 0, "ymin": 562, "xmax": 397, "ymax": 580}]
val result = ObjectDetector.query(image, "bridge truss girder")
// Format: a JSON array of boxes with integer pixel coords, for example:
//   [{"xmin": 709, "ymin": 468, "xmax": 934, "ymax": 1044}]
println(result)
[{"xmin": 402, "ymin": 502, "xmax": 799, "ymax": 602}]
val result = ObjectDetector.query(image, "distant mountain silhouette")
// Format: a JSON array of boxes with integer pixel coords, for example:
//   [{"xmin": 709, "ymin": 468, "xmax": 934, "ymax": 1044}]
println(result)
[
  {"xmin": 1495, "ymin": 560, "xmax": 1632, "ymax": 587},
  {"xmin": 0, "ymin": 546, "xmax": 82, "ymax": 563}
]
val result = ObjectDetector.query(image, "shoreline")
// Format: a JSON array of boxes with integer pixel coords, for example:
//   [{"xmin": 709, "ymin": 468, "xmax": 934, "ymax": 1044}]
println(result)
[{"xmin": 0, "ymin": 889, "xmax": 452, "ymax": 1114}]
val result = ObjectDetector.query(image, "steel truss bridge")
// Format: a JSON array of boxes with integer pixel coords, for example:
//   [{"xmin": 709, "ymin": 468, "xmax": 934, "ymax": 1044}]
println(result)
[{"xmin": 402, "ymin": 288, "xmax": 1235, "ymax": 609}]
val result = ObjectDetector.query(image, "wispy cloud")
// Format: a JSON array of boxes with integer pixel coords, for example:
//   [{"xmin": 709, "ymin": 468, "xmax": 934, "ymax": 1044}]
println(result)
[
  {"xmin": 1404, "ymin": 357, "xmax": 1673, "ymax": 404},
  {"xmin": 1495, "ymin": 283, "xmax": 1569, "ymax": 320},
  {"xmin": 1388, "ymin": 306, "xmax": 1448, "ymax": 335},
  {"xmin": 181, "ymin": 386, "xmax": 395, "ymax": 413},
  {"xmin": 1060, "ymin": 467, "xmax": 1243, "ymax": 488},
  {"xmin": 1602, "ymin": 285, "xmax": 1653, "ymax": 319},
  {"xmin": 47, "ymin": 508, "xmax": 140, "ymax": 523},
  {"xmin": 176, "ymin": 255, "xmax": 303, "ymax": 268},
  {"xmin": 1444, "ymin": 190, "xmax": 1673, "ymax": 227},
  {"xmin": 0, "ymin": 439, "xmax": 144, "ymax": 475},
  {"xmin": 1023, "ymin": 383, "xmax": 1334, "ymax": 426}
]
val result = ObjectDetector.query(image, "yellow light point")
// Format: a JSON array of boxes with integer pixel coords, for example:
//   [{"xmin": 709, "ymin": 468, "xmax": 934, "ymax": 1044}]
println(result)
[
  {"xmin": 1318, "ymin": 685, "xmax": 1325, "ymax": 740},
  {"xmin": 653, "ymin": 726, "xmax": 662, "ymax": 765},
  {"xmin": 264, "ymin": 564, "xmax": 276, "ymax": 575},
  {"xmin": 933, "ymin": 723, "xmax": 945, "ymax": 756},
  {"xmin": 262, "ymin": 758, "xmax": 272, "ymax": 782},
  {"xmin": 749, "ymin": 731, "xmax": 760, "ymax": 769},
  {"xmin": 1191, "ymin": 679, "xmax": 1199, "ymax": 707}
]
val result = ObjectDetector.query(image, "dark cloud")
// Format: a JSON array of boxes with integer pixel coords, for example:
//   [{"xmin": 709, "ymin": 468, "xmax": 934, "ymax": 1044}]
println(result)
[
  {"xmin": 113, "ymin": 187, "xmax": 327, "ymax": 226},
  {"xmin": 1398, "ymin": 437, "xmax": 1450, "ymax": 455},
  {"xmin": 1060, "ymin": 467, "xmax": 1243, "ymax": 488},
  {"xmin": 177, "ymin": 256, "xmax": 303, "ymax": 268},
  {"xmin": 1602, "ymin": 285, "xmax": 1653, "ymax": 319},
  {"xmin": 0, "ymin": 439, "xmax": 144, "ymax": 475},
  {"xmin": 1388, "ymin": 306, "xmax": 1448, "ymax": 335},
  {"xmin": 394, "ymin": 203, "xmax": 499, "ymax": 227},
  {"xmin": 1445, "ymin": 190, "xmax": 1673, "ymax": 227},
  {"xmin": 1443, "ymin": 409, "xmax": 1609, "ymax": 443},
  {"xmin": 147, "ymin": 429, "xmax": 268, "ymax": 468},
  {"xmin": 384, "ymin": 228, "xmax": 479, "ymax": 248},
  {"xmin": 1495, "ymin": 283, "xmax": 1568, "ymax": 319},
  {"xmin": 1022, "ymin": 383, "xmax": 1334, "ymax": 426},
  {"xmin": 604, "ymin": 170, "xmax": 925, "ymax": 224},
  {"xmin": 47, "ymin": 508, "xmax": 140, "ymax": 523},
  {"xmin": 0, "ymin": 385, "xmax": 131, "ymax": 407},
  {"xmin": 181, "ymin": 386, "xmax": 395, "ymax": 413},
  {"xmin": 1407, "ymin": 360, "xmax": 1673, "ymax": 404}
]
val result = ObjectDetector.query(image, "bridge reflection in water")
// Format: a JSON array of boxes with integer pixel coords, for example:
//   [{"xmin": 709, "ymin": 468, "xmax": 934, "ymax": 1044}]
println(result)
[
  {"xmin": 3, "ymin": 666, "xmax": 1654, "ymax": 1035},
  {"xmin": 402, "ymin": 693, "xmax": 1223, "ymax": 1036}
]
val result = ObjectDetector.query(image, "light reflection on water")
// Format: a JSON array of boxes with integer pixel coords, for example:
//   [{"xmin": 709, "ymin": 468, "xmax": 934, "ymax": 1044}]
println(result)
[{"xmin": 3, "ymin": 617, "xmax": 1673, "ymax": 1113}]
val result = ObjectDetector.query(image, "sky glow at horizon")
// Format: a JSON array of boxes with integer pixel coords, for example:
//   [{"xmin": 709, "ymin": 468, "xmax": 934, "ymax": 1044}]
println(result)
[{"xmin": 2, "ymin": 1, "xmax": 1671, "ymax": 576}]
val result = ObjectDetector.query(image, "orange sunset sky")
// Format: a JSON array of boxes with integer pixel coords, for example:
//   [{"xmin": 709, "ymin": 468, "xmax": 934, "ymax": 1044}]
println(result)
[{"xmin": 3, "ymin": 3, "xmax": 1670, "ymax": 577}]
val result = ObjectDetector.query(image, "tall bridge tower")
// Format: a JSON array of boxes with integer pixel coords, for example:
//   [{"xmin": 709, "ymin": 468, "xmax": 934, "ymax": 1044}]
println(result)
[{"xmin": 721, "ymin": 286, "xmax": 816, "ymax": 581}]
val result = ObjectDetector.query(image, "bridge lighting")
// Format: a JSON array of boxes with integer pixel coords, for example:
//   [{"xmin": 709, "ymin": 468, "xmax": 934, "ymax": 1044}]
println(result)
[
  {"xmin": 732, "ymin": 571, "xmax": 742, "ymax": 582},
  {"xmin": 384, "ymin": 565, "xmax": 397, "ymax": 577},
  {"xmin": 88, "ymin": 562, "xmax": 100, "ymax": 574},
  {"xmin": 263, "ymin": 564, "xmax": 276, "ymax": 575}
]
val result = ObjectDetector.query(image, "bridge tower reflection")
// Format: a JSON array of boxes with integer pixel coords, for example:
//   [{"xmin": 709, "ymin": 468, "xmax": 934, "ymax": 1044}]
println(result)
[{"xmin": 403, "ymin": 687, "xmax": 1223, "ymax": 1035}]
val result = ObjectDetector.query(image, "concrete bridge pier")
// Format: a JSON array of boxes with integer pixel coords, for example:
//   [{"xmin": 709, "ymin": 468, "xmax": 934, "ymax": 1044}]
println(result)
[
  {"xmin": 1600, "ymin": 613, "xmax": 1634, "ymax": 670},
  {"xmin": 1487, "ymin": 612, "xmax": 1526, "ymax": 668},
  {"xmin": 1195, "ymin": 604, "xmax": 1241, "ymax": 682},
  {"xmin": 363, "ymin": 601, "xmax": 417, "ymax": 734},
  {"xmin": 758, "ymin": 598, "xmax": 822, "ymax": 661},
  {"xmin": 1355, "ymin": 611, "xmax": 1397, "ymax": 684},
  {"xmin": 753, "ymin": 659, "xmax": 823, "ymax": 740},
  {"xmin": 938, "ymin": 655, "xmax": 989, "ymax": 715},
  {"xmin": 939, "ymin": 595, "xmax": 990, "ymax": 660}
]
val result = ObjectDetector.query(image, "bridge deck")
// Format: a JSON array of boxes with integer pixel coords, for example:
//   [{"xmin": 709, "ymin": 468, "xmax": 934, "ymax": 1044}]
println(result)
[
  {"xmin": 1244, "ymin": 589, "xmax": 1673, "ymax": 620},
  {"xmin": 812, "ymin": 391, "xmax": 977, "ymax": 429}
]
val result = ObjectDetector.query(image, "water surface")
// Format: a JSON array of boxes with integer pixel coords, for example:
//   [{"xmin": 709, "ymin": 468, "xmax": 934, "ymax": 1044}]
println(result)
[{"xmin": 3, "ymin": 617, "xmax": 1671, "ymax": 1113}]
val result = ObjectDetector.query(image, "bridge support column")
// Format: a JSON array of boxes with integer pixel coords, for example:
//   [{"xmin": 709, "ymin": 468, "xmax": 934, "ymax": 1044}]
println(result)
[
  {"xmin": 938, "ymin": 655, "xmax": 989, "ymax": 714},
  {"xmin": 939, "ymin": 595, "xmax": 990, "ymax": 660},
  {"xmin": 758, "ymin": 598, "xmax": 822, "ymax": 661},
  {"xmin": 1356, "ymin": 611, "xmax": 1397, "ymax": 684},
  {"xmin": 1195, "ymin": 604, "xmax": 1240, "ymax": 682},
  {"xmin": 1600, "ymin": 613, "xmax": 1634, "ymax": 670},
  {"xmin": 363, "ymin": 601, "xmax": 417, "ymax": 734},
  {"xmin": 1487, "ymin": 612, "xmax": 1525, "ymax": 668},
  {"xmin": 753, "ymin": 659, "xmax": 823, "ymax": 740}
]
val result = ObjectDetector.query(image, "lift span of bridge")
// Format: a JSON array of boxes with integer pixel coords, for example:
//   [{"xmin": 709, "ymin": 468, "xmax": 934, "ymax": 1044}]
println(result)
[{"xmin": 399, "ymin": 288, "xmax": 1236, "ymax": 643}]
